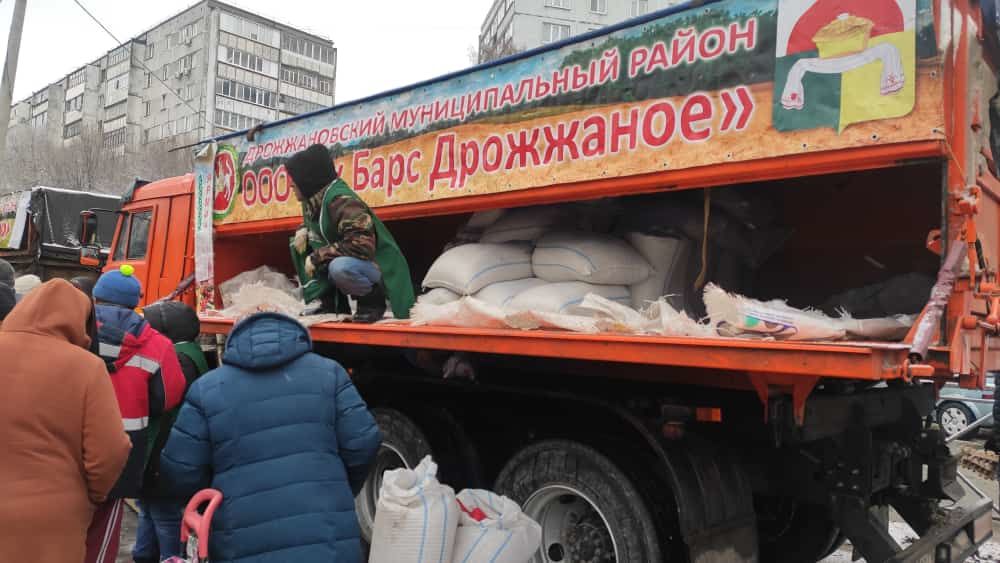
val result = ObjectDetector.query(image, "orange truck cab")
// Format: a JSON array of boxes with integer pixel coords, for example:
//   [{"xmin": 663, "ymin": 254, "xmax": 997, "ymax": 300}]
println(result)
[{"xmin": 90, "ymin": 1, "xmax": 1000, "ymax": 560}]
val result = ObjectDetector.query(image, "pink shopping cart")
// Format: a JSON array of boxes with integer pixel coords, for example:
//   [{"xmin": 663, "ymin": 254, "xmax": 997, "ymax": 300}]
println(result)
[{"xmin": 163, "ymin": 489, "xmax": 223, "ymax": 563}]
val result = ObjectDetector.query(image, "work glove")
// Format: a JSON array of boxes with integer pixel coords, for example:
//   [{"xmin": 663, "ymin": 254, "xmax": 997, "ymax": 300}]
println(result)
[
  {"xmin": 293, "ymin": 227, "xmax": 309, "ymax": 254},
  {"xmin": 304, "ymin": 255, "xmax": 317, "ymax": 278}
]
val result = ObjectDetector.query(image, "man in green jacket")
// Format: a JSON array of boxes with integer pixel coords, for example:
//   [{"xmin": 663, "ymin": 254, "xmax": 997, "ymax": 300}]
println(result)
[{"xmin": 285, "ymin": 143, "xmax": 415, "ymax": 323}]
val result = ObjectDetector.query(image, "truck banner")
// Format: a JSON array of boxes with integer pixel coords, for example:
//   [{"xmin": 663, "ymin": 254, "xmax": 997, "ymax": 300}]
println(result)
[
  {"xmin": 0, "ymin": 191, "xmax": 31, "ymax": 250},
  {"xmin": 194, "ymin": 143, "xmax": 218, "ymax": 312},
  {"xmin": 209, "ymin": 0, "xmax": 939, "ymax": 225}
]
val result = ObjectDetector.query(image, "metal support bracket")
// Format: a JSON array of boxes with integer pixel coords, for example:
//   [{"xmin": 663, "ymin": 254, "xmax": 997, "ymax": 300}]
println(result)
[{"xmin": 748, "ymin": 373, "xmax": 820, "ymax": 426}]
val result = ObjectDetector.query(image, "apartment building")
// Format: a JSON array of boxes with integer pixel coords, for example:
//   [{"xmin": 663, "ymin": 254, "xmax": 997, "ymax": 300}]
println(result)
[
  {"xmin": 6, "ymin": 0, "xmax": 336, "ymax": 155},
  {"xmin": 479, "ymin": 0, "xmax": 685, "ymax": 60}
]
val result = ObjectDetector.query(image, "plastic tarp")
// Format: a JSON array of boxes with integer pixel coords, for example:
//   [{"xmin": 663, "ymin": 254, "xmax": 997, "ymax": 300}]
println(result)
[{"xmin": 1, "ymin": 187, "xmax": 121, "ymax": 255}]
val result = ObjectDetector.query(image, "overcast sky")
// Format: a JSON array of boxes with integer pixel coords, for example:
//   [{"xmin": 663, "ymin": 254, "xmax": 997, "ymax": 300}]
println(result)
[{"xmin": 0, "ymin": 0, "xmax": 493, "ymax": 104}]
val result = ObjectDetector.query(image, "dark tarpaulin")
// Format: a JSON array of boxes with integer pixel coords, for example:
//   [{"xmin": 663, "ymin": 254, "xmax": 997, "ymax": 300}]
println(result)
[{"xmin": 29, "ymin": 188, "xmax": 121, "ymax": 259}]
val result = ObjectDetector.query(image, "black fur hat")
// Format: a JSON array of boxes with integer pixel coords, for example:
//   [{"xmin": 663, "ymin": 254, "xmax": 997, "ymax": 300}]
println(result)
[{"xmin": 285, "ymin": 143, "xmax": 337, "ymax": 199}]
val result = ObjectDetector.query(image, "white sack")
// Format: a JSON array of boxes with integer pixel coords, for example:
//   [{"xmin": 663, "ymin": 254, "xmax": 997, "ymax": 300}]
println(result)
[
  {"xmin": 466, "ymin": 209, "xmax": 506, "ymax": 229},
  {"xmin": 422, "ymin": 243, "xmax": 533, "ymax": 295},
  {"xmin": 219, "ymin": 265, "xmax": 299, "ymax": 308},
  {"xmin": 839, "ymin": 313, "xmax": 915, "ymax": 341},
  {"xmin": 532, "ymin": 232, "xmax": 652, "ymax": 285},
  {"xmin": 410, "ymin": 297, "xmax": 509, "ymax": 329},
  {"xmin": 474, "ymin": 278, "xmax": 547, "ymax": 307},
  {"xmin": 452, "ymin": 490, "xmax": 542, "ymax": 563},
  {"xmin": 480, "ymin": 206, "xmax": 569, "ymax": 243},
  {"xmin": 704, "ymin": 283, "xmax": 846, "ymax": 341},
  {"xmin": 219, "ymin": 281, "xmax": 306, "ymax": 319},
  {"xmin": 369, "ymin": 457, "xmax": 459, "ymax": 563},
  {"xmin": 508, "ymin": 282, "xmax": 631, "ymax": 316},
  {"xmin": 418, "ymin": 288, "xmax": 462, "ymax": 306},
  {"xmin": 626, "ymin": 233, "xmax": 694, "ymax": 310}
]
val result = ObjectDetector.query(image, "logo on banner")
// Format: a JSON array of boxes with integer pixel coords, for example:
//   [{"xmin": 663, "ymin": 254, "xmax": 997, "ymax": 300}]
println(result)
[{"xmin": 773, "ymin": 0, "xmax": 916, "ymax": 132}]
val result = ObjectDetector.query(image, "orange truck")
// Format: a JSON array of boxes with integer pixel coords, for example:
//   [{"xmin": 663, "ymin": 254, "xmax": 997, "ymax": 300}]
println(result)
[{"xmin": 80, "ymin": 1, "xmax": 1000, "ymax": 561}]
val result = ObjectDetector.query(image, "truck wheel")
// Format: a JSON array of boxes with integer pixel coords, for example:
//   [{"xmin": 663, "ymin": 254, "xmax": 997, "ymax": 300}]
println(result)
[
  {"xmin": 356, "ymin": 408, "xmax": 433, "ymax": 542},
  {"xmin": 937, "ymin": 402, "xmax": 978, "ymax": 439},
  {"xmin": 757, "ymin": 498, "xmax": 842, "ymax": 563},
  {"xmin": 495, "ymin": 440, "xmax": 662, "ymax": 563}
]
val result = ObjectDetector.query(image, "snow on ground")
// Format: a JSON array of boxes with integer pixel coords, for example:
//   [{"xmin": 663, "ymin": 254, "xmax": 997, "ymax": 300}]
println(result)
[{"xmin": 823, "ymin": 522, "xmax": 1000, "ymax": 562}]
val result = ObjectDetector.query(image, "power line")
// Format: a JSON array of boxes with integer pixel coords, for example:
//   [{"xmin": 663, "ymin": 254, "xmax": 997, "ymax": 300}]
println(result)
[{"xmin": 70, "ymin": 0, "xmax": 214, "ymax": 136}]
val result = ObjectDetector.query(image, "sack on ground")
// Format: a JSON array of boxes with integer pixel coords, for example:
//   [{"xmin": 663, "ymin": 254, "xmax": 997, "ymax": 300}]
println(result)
[
  {"xmin": 508, "ymin": 282, "xmax": 631, "ymax": 316},
  {"xmin": 532, "ymin": 232, "xmax": 652, "ymax": 285},
  {"xmin": 452, "ymin": 489, "xmax": 542, "ymax": 563},
  {"xmin": 422, "ymin": 243, "xmax": 533, "ymax": 295},
  {"xmin": 474, "ymin": 278, "xmax": 547, "ymax": 307},
  {"xmin": 368, "ymin": 456, "xmax": 459, "ymax": 563},
  {"xmin": 626, "ymin": 233, "xmax": 695, "ymax": 310},
  {"xmin": 480, "ymin": 206, "xmax": 570, "ymax": 243}
]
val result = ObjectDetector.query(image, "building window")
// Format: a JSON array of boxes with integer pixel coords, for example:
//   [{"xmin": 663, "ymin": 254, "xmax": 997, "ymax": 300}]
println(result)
[
  {"xmin": 63, "ymin": 120, "xmax": 82, "ymax": 139},
  {"xmin": 67, "ymin": 69, "xmax": 86, "ymax": 88},
  {"xmin": 543, "ymin": 22, "xmax": 571, "ymax": 43},
  {"xmin": 280, "ymin": 94, "xmax": 324, "ymax": 115},
  {"xmin": 103, "ymin": 127, "xmax": 126, "ymax": 148},
  {"xmin": 590, "ymin": 0, "xmax": 607, "ymax": 13},
  {"xmin": 145, "ymin": 42, "xmax": 155, "ymax": 59},
  {"xmin": 64, "ymin": 94, "xmax": 83, "ymax": 113},
  {"xmin": 145, "ymin": 72, "xmax": 151, "ymax": 88},
  {"xmin": 216, "ymin": 78, "xmax": 276, "ymax": 108},
  {"xmin": 30, "ymin": 112, "xmax": 46, "ymax": 128},
  {"xmin": 629, "ymin": 0, "xmax": 648, "ymax": 17},
  {"xmin": 281, "ymin": 34, "xmax": 333, "ymax": 63},
  {"xmin": 280, "ymin": 66, "xmax": 332, "ymax": 94},
  {"xmin": 162, "ymin": 65, "xmax": 168, "ymax": 80},
  {"xmin": 545, "ymin": 0, "xmax": 571, "ymax": 8},
  {"xmin": 161, "ymin": 93, "xmax": 167, "ymax": 109},
  {"xmin": 108, "ymin": 45, "xmax": 129, "ymax": 65},
  {"xmin": 143, "ymin": 101, "xmax": 150, "ymax": 116},
  {"xmin": 225, "ymin": 46, "xmax": 264, "ymax": 73},
  {"xmin": 214, "ymin": 108, "xmax": 262, "ymax": 131}
]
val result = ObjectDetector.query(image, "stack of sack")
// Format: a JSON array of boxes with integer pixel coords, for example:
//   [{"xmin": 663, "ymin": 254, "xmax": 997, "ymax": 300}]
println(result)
[
  {"xmin": 368, "ymin": 457, "xmax": 542, "ymax": 563},
  {"xmin": 419, "ymin": 204, "xmax": 678, "ymax": 317}
]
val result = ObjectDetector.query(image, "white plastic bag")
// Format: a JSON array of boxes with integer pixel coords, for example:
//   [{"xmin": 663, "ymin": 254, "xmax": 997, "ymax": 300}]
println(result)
[
  {"xmin": 532, "ymin": 232, "xmax": 652, "ymax": 285},
  {"xmin": 418, "ymin": 288, "xmax": 462, "ymax": 306},
  {"xmin": 474, "ymin": 278, "xmax": 547, "ymax": 307},
  {"xmin": 422, "ymin": 243, "xmax": 533, "ymax": 295},
  {"xmin": 368, "ymin": 457, "xmax": 459, "ymax": 563},
  {"xmin": 452, "ymin": 490, "xmax": 542, "ymax": 563},
  {"xmin": 626, "ymin": 233, "xmax": 694, "ymax": 310},
  {"xmin": 704, "ymin": 284, "xmax": 846, "ymax": 341},
  {"xmin": 480, "ymin": 206, "xmax": 569, "ymax": 243},
  {"xmin": 219, "ymin": 265, "xmax": 299, "ymax": 308},
  {"xmin": 507, "ymin": 282, "xmax": 631, "ymax": 316}
]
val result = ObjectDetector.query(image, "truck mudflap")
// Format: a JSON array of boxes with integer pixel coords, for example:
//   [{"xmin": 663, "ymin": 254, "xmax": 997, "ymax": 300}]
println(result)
[{"xmin": 834, "ymin": 485, "xmax": 992, "ymax": 563}]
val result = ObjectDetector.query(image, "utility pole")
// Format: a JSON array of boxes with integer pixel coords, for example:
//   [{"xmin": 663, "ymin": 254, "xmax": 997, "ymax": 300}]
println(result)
[{"xmin": 0, "ymin": 0, "xmax": 28, "ymax": 157}]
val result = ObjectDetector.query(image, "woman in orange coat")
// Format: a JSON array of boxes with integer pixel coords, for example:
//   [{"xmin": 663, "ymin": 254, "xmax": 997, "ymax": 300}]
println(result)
[{"xmin": 0, "ymin": 279, "xmax": 131, "ymax": 562}]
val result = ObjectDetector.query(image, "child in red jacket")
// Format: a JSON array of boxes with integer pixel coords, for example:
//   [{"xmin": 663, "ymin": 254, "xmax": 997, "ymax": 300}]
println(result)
[{"xmin": 84, "ymin": 266, "xmax": 186, "ymax": 563}]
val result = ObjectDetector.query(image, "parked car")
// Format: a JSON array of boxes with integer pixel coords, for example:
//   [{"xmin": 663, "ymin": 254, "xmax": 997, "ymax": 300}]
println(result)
[{"xmin": 936, "ymin": 375, "xmax": 996, "ymax": 438}]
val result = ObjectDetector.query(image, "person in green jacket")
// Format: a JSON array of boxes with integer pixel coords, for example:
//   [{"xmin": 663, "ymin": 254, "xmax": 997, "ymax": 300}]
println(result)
[{"xmin": 285, "ymin": 143, "xmax": 415, "ymax": 323}]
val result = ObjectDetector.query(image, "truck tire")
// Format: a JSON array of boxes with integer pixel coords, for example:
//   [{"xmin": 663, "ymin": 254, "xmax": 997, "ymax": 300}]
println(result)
[
  {"xmin": 356, "ymin": 408, "xmax": 433, "ymax": 543},
  {"xmin": 494, "ymin": 440, "xmax": 663, "ymax": 563}
]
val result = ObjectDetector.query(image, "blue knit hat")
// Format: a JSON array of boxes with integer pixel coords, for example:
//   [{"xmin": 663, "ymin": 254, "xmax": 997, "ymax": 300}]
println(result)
[{"xmin": 94, "ymin": 265, "xmax": 142, "ymax": 308}]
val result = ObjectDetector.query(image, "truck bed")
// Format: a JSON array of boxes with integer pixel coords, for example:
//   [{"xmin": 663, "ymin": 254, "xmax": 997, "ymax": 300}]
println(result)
[{"xmin": 200, "ymin": 316, "xmax": 912, "ymax": 381}]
